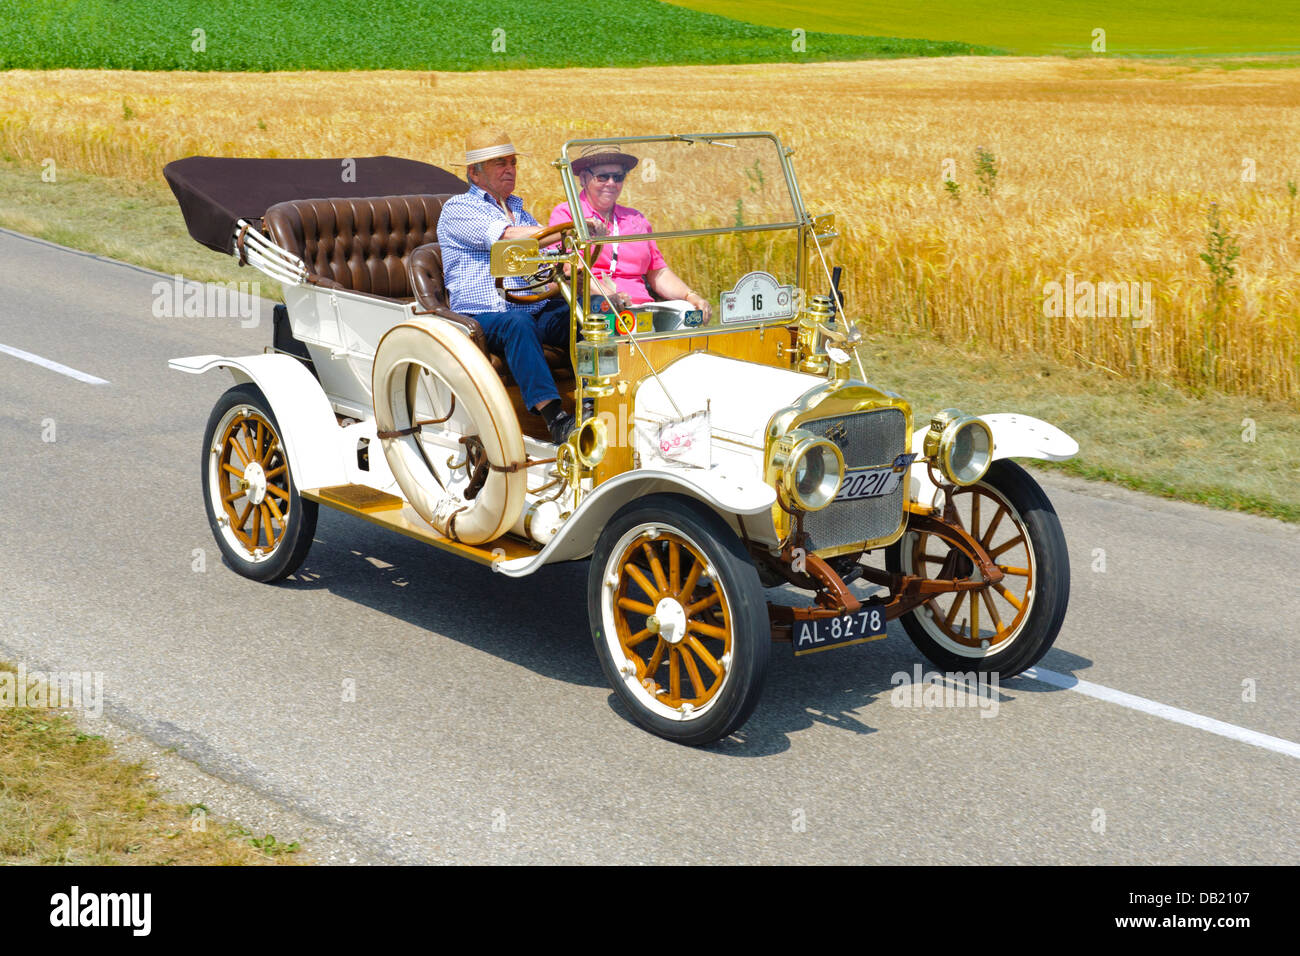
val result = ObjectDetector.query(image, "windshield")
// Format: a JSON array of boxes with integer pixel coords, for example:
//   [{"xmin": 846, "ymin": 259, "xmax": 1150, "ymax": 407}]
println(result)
[
  {"xmin": 559, "ymin": 133, "xmax": 803, "ymax": 237},
  {"xmin": 554, "ymin": 133, "xmax": 812, "ymax": 337}
]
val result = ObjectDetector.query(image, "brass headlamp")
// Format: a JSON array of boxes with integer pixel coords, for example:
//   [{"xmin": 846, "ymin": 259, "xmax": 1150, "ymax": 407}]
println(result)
[
  {"xmin": 924, "ymin": 408, "xmax": 993, "ymax": 486},
  {"xmin": 772, "ymin": 427, "xmax": 845, "ymax": 511}
]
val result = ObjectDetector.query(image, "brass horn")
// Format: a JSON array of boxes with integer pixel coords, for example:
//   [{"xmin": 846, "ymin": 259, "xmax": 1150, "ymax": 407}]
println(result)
[{"xmin": 569, "ymin": 416, "xmax": 608, "ymax": 470}]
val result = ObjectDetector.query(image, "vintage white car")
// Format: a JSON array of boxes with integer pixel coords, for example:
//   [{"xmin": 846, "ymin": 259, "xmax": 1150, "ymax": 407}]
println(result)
[{"xmin": 164, "ymin": 133, "xmax": 1077, "ymax": 745}]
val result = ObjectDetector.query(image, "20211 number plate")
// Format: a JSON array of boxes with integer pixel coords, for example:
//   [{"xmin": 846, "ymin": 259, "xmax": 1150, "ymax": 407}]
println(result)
[
  {"xmin": 836, "ymin": 454, "xmax": 918, "ymax": 502},
  {"xmin": 793, "ymin": 605, "xmax": 888, "ymax": 656}
]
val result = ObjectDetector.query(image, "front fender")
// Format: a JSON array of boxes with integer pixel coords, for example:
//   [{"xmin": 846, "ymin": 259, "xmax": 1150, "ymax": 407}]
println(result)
[
  {"xmin": 906, "ymin": 413, "xmax": 1078, "ymax": 507},
  {"xmin": 169, "ymin": 353, "xmax": 350, "ymax": 490},
  {"xmin": 493, "ymin": 465, "xmax": 776, "ymax": 577}
]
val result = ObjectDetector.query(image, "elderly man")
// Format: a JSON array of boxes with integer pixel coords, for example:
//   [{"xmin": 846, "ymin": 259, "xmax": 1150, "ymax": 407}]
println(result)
[{"xmin": 439, "ymin": 128, "xmax": 597, "ymax": 445}]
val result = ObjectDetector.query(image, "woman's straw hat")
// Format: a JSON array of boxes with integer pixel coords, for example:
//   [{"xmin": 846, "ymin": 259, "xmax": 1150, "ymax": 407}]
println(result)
[{"xmin": 571, "ymin": 143, "xmax": 639, "ymax": 175}]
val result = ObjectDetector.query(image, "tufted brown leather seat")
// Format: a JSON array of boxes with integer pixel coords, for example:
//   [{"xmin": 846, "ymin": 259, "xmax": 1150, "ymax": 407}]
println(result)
[
  {"xmin": 263, "ymin": 194, "xmax": 451, "ymax": 299},
  {"xmin": 264, "ymin": 194, "xmax": 492, "ymax": 355}
]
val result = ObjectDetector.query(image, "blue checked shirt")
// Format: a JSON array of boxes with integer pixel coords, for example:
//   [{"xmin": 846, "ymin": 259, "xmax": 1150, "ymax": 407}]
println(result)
[{"xmin": 438, "ymin": 183, "xmax": 544, "ymax": 315}]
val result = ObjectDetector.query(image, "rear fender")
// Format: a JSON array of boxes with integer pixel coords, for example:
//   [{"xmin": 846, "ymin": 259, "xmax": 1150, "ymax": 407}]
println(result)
[
  {"xmin": 169, "ymin": 353, "xmax": 350, "ymax": 490},
  {"xmin": 907, "ymin": 413, "xmax": 1078, "ymax": 508}
]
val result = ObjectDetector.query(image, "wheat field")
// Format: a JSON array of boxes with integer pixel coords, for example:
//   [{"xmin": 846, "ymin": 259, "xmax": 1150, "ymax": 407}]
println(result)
[{"xmin": 1, "ymin": 59, "xmax": 1297, "ymax": 401}]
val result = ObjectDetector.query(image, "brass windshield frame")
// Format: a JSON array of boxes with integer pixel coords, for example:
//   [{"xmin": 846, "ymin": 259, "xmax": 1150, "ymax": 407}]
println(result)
[{"xmin": 556, "ymin": 131, "xmax": 811, "ymax": 294}]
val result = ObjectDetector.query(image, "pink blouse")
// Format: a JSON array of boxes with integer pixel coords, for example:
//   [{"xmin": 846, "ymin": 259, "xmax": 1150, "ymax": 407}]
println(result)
[{"xmin": 549, "ymin": 193, "xmax": 667, "ymax": 304}]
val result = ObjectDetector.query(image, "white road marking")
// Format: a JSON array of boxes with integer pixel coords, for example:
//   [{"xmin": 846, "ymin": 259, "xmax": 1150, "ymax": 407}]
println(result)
[
  {"xmin": 0, "ymin": 342, "xmax": 109, "ymax": 385},
  {"xmin": 1023, "ymin": 666, "xmax": 1300, "ymax": 760}
]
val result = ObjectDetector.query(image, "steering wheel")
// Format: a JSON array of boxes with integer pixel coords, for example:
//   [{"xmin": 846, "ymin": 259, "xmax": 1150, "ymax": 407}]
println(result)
[{"xmin": 496, "ymin": 221, "xmax": 603, "ymax": 305}]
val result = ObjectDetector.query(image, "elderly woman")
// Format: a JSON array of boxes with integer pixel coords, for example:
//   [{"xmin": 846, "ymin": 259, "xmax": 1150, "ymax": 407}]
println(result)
[{"xmin": 549, "ymin": 145, "xmax": 711, "ymax": 319}]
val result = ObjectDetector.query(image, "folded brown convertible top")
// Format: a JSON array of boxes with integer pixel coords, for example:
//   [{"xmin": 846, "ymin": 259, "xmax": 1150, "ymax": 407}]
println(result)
[{"xmin": 163, "ymin": 155, "xmax": 467, "ymax": 254}]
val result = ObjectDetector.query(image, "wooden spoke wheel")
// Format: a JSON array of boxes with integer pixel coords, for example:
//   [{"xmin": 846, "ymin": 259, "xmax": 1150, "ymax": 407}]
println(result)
[
  {"xmin": 911, "ymin": 483, "xmax": 1033, "ymax": 653},
  {"xmin": 589, "ymin": 494, "xmax": 769, "ymax": 745},
  {"xmin": 216, "ymin": 409, "xmax": 289, "ymax": 553},
  {"xmin": 885, "ymin": 460, "xmax": 1070, "ymax": 677},
  {"xmin": 612, "ymin": 530, "xmax": 731, "ymax": 712},
  {"xmin": 202, "ymin": 384, "xmax": 317, "ymax": 583}
]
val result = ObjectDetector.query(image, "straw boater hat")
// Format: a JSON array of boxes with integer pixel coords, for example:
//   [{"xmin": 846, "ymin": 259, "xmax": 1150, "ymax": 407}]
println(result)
[
  {"xmin": 457, "ymin": 127, "xmax": 525, "ymax": 166},
  {"xmin": 571, "ymin": 143, "xmax": 639, "ymax": 175}
]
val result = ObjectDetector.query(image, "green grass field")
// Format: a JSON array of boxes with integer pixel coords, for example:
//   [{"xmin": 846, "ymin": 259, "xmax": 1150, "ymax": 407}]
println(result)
[
  {"xmin": 667, "ymin": 0, "xmax": 1300, "ymax": 56},
  {"xmin": 0, "ymin": 0, "xmax": 993, "ymax": 71}
]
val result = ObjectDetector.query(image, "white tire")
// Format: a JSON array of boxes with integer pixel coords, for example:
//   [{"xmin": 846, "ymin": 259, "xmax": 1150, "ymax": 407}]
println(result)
[{"xmin": 372, "ymin": 319, "xmax": 526, "ymax": 544}]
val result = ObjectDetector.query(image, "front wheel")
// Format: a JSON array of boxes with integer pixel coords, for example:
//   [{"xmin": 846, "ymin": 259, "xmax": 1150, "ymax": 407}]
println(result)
[
  {"xmin": 588, "ymin": 494, "xmax": 769, "ymax": 746},
  {"xmin": 885, "ymin": 460, "xmax": 1069, "ymax": 677},
  {"xmin": 201, "ymin": 383, "xmax": 317, "ymax": 582}
]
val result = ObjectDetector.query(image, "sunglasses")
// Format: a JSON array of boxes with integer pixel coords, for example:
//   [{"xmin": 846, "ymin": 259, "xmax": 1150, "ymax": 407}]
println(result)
[{"xmin": 590, "ymin": 171, "xmax": 626, "ymax": 183}]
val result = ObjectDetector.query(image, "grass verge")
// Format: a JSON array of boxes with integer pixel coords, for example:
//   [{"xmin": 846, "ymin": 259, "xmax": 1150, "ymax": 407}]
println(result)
[
  {"xmin": 0, "ymin": 159, "xmax": 253, "ymax": 288},
  {"xmin": 2, "ymin": 158, "xmax": 1295, "ymax": 523},
  {"xmin": 853, "ymin": 330, "xmax": 1300, "ymax": 524},
  {"xmin": 0, "ymin": 663, "xmax": 301, "ymax": 864}
]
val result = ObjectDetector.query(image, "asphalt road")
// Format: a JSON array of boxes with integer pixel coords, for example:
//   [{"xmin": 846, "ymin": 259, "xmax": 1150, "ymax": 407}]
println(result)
[{"xmin": 1, "ymin": 228, "xmax": 1296, "ymax": 864}]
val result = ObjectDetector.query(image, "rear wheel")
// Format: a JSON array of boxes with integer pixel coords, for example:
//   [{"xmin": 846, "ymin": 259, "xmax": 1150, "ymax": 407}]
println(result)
[
  {"xmin": 588, "ymin": 494, "xmax": 769, "ymax": 745},
  {"xmin": 885, "ymin": 460, "xmax": 1068, "ymax": 677},
  {"xmin": 202, "ymin": 383, "xmax": 317, "ymax": 582}
]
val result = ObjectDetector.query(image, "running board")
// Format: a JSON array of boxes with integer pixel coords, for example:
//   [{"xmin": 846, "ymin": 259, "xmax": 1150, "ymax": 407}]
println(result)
[{"xmin": 302, "ymin": 484, "xmax": 539, "ymax": 566}]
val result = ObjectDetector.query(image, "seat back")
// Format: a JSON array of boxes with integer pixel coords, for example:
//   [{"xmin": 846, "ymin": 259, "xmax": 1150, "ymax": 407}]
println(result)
[
  {"xmin": 263, "ymin": 195, "xmax": 454, "ymax": 298},
  {"xmin": 409, "ymin": 240, "xmax": 574, "ymax": 383},
  {"xmin": 407, "ymin": 242, "xmax": 453, "ymax": 313}
]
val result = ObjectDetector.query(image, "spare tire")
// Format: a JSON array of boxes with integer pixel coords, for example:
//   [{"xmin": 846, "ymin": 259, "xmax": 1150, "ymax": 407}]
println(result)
[{"xmin": 372, "ymin": 319, "xmax": 526, "ymax": 544}]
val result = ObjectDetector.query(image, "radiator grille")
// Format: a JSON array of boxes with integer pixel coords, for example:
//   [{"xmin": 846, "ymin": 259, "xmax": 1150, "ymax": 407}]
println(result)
[{"xmin": 802, "ymin": 407, "xmax": 907, "ymax": 552}]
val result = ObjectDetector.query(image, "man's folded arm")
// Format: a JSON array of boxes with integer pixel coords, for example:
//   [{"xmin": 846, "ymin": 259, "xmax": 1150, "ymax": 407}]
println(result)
[{"xmin": 501, "ymin": 225, "xmax": 543, "ymax": 240}]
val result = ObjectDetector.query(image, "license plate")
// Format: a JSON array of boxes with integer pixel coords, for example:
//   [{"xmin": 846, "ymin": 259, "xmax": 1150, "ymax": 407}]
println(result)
[
  {"xmin": 793, "ymin": 605, "xmax": 888, "ymax": 656},
  {"xmin": 836, "ymin": 454, "xmax": 916, "ymax": 502}
]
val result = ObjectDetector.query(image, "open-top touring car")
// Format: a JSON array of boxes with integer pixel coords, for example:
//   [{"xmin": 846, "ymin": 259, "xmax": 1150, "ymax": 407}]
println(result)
[{"xmin": 164, "ymin": 133, "xmax": 1077, "ymax": 745}]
